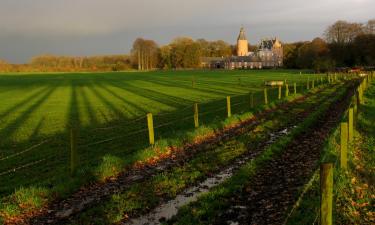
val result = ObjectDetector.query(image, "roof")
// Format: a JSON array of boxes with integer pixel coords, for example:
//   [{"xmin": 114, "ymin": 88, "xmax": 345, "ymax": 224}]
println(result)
[
  {"xmin": 201, "ymin": 57, "xmax": 225, "ymax": 63},
  {"xmin": 227, "ymin": 56, "xmax": 261, "ymax": 62},
  {"xmin": 237, "ymin": 27, "xmax": 247, "ymax": 41},
  {"xmin": 200, "ymin": 56, "xmax": 261, "ymax": 63},
  {"xmin": 260, "ymin": 39, "xmax": 275, "ymax": 50}
]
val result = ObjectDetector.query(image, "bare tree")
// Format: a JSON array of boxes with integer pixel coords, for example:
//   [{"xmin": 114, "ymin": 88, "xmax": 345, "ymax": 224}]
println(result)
[
  {"xmin": 324, "ymin": 20, "xmax": 364, "ymax": 44},
  {"xmin": 131, "ymin": 38, "xmax": 158, "ymax": 71},
  {"xmin": 366, "ymin": 19, "xmax": 375, "ymax": 34}
]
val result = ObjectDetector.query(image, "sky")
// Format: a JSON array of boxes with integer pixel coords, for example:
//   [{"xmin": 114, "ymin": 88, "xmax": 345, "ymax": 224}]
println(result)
[{"xmin": 0, "ymin": 0, "xmax": 374, "ymax": 63}]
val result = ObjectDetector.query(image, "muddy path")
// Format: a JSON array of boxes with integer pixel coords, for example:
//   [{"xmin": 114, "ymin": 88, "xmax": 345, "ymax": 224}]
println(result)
[
  {"xmin": 209, "ymin": 84, "xmax": 356, "ymax": 225},
  {"xmin": 123, "ymin": 126, "xmax": 295, "ymax": 225},
  {"xmin": 120, "ymin": 83, "xmax": 354, "ymax": 225},
  {"xmin": 24, "ymin": 85, "xmax": 337, "ymax": 225}
]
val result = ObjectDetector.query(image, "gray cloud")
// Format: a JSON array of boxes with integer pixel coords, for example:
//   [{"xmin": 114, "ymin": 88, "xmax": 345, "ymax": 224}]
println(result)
[{"xmin": 0, "ymin": 0, "xmax": 374, "ymax": 63}]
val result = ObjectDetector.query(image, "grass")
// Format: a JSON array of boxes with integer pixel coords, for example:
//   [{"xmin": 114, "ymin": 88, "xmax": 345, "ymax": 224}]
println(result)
[
  {"xmin": 68, "ymin": 81, "xmax": 340, "ymax": 224},
  {"xmin": 163, "ymin": 79, "xmax": 350, "ymax": 225},
  {"xmin": 0, "ymin": 69, "xmax": 328, "ymax": 221},
  {"xmin": 285, "ymin": 78, "xmax": 375, "ymax": 225}
]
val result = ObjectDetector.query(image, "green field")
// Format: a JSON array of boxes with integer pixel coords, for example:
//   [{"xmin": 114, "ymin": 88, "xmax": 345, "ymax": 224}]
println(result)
[{"xmin": 0, "ymin": 70, "xmax": 323, "ymax": 219}]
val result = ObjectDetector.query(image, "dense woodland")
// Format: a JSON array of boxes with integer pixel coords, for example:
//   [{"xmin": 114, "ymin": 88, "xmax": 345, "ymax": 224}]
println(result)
[
  {"xmin": 0, "ymin": 19, "xmax": 374, "ymax": 72},
  {"xmin": 284, "ymin": 19, "xmax": 375, "ymax": 72}
]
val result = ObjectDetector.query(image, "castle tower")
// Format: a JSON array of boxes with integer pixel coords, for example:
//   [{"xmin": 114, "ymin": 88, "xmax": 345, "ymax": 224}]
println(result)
[{"xmin": 237, "ymin": 27, "xmax": 249, "ymax": 56}]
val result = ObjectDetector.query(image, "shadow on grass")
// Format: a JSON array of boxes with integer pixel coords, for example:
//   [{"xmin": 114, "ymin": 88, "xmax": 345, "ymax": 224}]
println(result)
[
  {"xmin": 0, "ymin": 73, "xmax": 314, "ymax": 210},
  {"xmin": 0, "ymin": 86, "xmax": 57, "ymax": 143}
]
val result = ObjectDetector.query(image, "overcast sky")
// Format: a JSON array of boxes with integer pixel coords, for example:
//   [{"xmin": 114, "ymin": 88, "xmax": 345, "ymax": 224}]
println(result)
[{"xmin": 0, "ymin": 0, "xmax": 374, "ymax": 63}]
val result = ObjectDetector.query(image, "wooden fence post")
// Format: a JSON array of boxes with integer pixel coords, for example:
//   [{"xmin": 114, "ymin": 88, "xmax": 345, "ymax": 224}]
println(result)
[
  {"xmin": 278, "ymin": 85, "xmax": 282, "ymax": 100},
  {"xmin": 294, "ymin": 82, "xmax": 297, "ymax": 96},
  {"xmin": 264, "ymin": 88, "xmax": 268, "ymax": 105},
  {"xmin": 70, "ymin": 127, "xmax": 78, "ymax": 176},
  {"xmin": 358, "ymin": 85, "xmax": 363, "ymax": 104},
  {"xmin": 353, "ymin": 94, "xmax": 358, "ymax": 124},
  {"xmin": 226, "ymin": 96, "xmax": 231, "ymax": 118},
  {"xmin": 348, "ymin": 108, "xmax": 354, "ymax": 143},
  {"xmin": 307, "ymin": 78, "xmax": 310, "ymax": 90},
  {"xmin": 340, "ymin": 122, "xmax": 348, "ymax": 169},
  {"xmin": 320, "ymin": 163, "xmax": 333, "ymax": 225},
  {"xmin": 194, "ymin": 103, "xmax": 199, "ymax": 128},
  {"xmin": 250, "ymin": 92, "xmax": 254, "ymax": 108},
  {"xmin": 285, "ymin": 84, "xmax": 289, "ymax": 97},
  {"xmin": 147, "ymin": 113, "xmax": 155, "ymax": 145}
]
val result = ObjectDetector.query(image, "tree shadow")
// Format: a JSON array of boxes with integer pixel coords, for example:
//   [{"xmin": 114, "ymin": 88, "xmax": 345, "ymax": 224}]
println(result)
[
  {"xmin": 80, "ymin": 86, "xmax": 99, "ymax": 126},
  {"xmin": 94, "ymin": 82, "xmax": 147, "ymax": 117},
  {"xmin": 28, "ymin": 116, "xmax": 46, "ymax": 141},
  {"xmin": 0, "ymin": 86, "xmax": 49, "ymax": 119},
  {"xmin": 144, "ymin": 76, "xmax": 244, "ymax": 98},
  {"xmin": 0, "ymin": 86, "xmax": 57, "ymax": 144},
  {"xmin": 85, "ymin": 82, "xmax": 127, "ymax": 120},
  {"xmin": 109, "ymin": 81, "xmax": 193, "ymax": 110},
  {"xmin": 0, "ymin": 72, "xmax": 290, "ymax": 203}
]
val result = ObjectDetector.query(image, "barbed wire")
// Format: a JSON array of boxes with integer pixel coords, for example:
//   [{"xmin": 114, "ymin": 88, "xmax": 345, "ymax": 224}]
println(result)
[
  {"xmin": 282, "ymin": 169, "xmax": 319, "ymax": 225},
  {"xmin": 93, "ymin": 115, "xmax": 146, "ymax": 131},
  {"xmin": 283, "ymin": 105, "xmax": 348, "ymax": 225},
  {"xmin": 0, "ymin": 81, "xmax": 334, "ymax": 180},
  {"xmin": 156, "ymin": 104, "xmax": 193, "ymax": 117},
  {"xmin": 80, "ymin": 127, "xmax": 149, "ymax": 148},
  {"xmin": 0, "ymin": 158, "xmax": 47, "ymax": 177},
  {"xmin": 0, "ymin": 140, "xmax": 50, "ymax": 162},
  {"xmin": 92, "ymin": 105, "xmax": 196, "ymax": 132},
  {"xmin": 200, "ymin": 106, "xmax": 228, "ymax": 117}
]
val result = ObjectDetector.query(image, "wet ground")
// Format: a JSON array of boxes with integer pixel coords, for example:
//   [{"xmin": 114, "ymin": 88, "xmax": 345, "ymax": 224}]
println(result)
[
  {"xmin": 125, "ymin": 127, "xmax": 294, "ymax": 225},
  {"xmin": 212, "ymin": 84, "xmax": 354, "ymax": 225},
  {"xmin": 23, "ymin": 84, "xmax": 352, "ymax": 225}
]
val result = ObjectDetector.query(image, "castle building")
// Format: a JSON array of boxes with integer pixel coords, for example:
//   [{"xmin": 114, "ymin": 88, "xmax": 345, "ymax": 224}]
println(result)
[
  {"xmin": 201, "ymin": 27, "xmax": 283, "ymax": 69},
  {"xmin": 237, "ymin": 27, "xmax": 249, "ymax": 56}
]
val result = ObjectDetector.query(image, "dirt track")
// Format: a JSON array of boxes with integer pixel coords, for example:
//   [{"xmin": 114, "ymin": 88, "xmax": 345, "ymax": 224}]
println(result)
[
  {"xmin": 22, "ymin": 83, "xmax": 352, "ymax": 225},
  {"xmin": 213, "ymin": 83, "xmax": 355, "ymax": 225}
]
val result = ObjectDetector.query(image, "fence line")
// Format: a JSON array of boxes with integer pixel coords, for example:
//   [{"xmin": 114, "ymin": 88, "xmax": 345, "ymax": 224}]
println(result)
[
  {"xmin": 283, "ymin": 74, "xmax": 369, "ymax": 225},
  {"xmin": 0, "ymin": 140, "xmax": 49, "ymax": 162},
  {"xmin": 0, "ymin": 75, "xmax": 338, "ymax": 180},
  {"xmin": 93, "ymin": 115, "xmax": 146, "ymax": 131},
  {"xmin": 81, "ymin": 127, "xmax": 150, "ymax": 148},
  {"xmin": 0, "ymin": 158, "xmax": 47, "ymax": 177}
]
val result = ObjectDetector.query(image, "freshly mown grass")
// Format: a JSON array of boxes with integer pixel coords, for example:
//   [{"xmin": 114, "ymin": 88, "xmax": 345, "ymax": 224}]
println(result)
[
  {"xmin": 68, "ymin": 82, "xmax": 338, "ymax": 224},
  {"xmin": 0, "ymin": 70, "xmax": 326, "ymax": 221},
  {"xmin": 286, "ymin": 79, "xmax": 375, "ymax": 225},
  {"xmin": 164, "ymin": 82, "xmax": 349, "ymax": 225}
]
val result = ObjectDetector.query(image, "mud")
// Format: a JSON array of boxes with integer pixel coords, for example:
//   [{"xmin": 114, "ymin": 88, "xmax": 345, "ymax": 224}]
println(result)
[
  {"xmin": 24, "ymin": 85, "xmax": 338, "ymax": 225},
  {"xmin": 125, "ymin": 127, "xmax": 294, "ymax": 225},
  {"xmin": 212, "ymin": 83, "xmax": 356, "ymax": 225}
]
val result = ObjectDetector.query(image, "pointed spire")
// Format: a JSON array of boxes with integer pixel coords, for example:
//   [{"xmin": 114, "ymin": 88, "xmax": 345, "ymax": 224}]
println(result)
[{"xmin": 237, "ymin": 27, "xmax": 247, "ymax": 41}]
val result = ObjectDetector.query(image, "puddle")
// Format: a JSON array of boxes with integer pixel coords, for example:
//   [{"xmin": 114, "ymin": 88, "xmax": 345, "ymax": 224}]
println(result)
[{"xmin": 125, "ymin": 127, "xmax": 293, "ymax": 225}]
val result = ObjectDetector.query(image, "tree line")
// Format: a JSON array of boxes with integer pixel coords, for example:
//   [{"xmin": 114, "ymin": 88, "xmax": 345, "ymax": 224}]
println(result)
[
  {"xmin": 1, "ymin": 19, "xmax": 374, "ymax": 73},
  {"xmin": 284, "ymin": 19, "xmax": 375, "ymax": 72},
  {"xmin": 131, "ymin": 37, "xmax": 235, "ymax": 70},
  {"xmin": 0, "ymin": 55, "xmax": 132, "ymax": 72}
]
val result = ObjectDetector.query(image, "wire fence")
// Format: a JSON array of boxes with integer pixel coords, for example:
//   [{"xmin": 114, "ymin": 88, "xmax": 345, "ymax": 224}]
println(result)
[
  {"xmin": 283, "ymin": 74, "xmax": 373, "ymax": 225},
  {"xmin": 0, "ymin": 75, "xmax": 350, "ymax": 192}
]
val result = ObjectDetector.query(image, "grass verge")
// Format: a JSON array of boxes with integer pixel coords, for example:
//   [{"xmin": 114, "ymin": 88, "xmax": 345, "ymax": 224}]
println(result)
[{"xmin": 286, "ymin": 79, "xmax": 374, "ymax": 225}]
